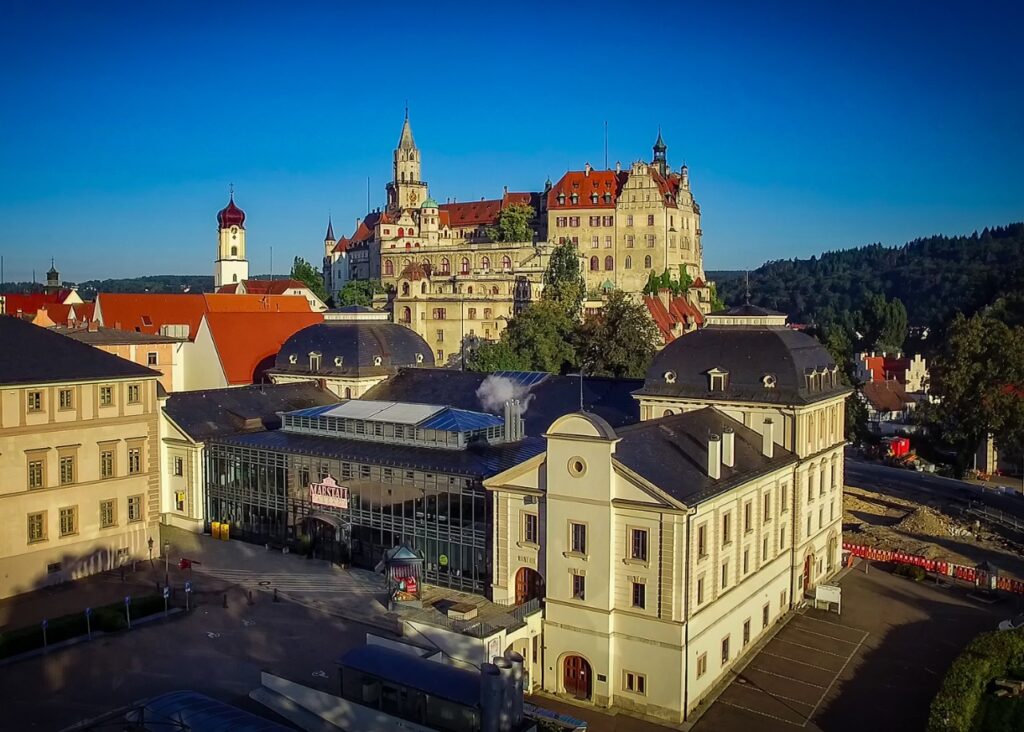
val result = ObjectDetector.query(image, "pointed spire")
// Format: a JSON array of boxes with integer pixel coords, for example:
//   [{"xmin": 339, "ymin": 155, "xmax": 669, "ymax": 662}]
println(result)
[
  {"xmin": 397, "ymin": 111, "xmax": 416, "ymax": 150},
  {"xmin": 325, "ymin": 215, "xmax": 335, "ymax": 242},
  {"xmin": 653, "ymin": 127, "xmax": 667, "ymax": 153}
]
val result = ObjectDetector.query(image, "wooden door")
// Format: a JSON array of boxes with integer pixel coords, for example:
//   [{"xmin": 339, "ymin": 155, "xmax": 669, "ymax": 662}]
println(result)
[
  {"xmin": 515, "ymin": 568, "xmax": 542, "ymax": 605},
  {"xmin": 563, "ymin": 656, "xmax": 591, "ymax": 700}
]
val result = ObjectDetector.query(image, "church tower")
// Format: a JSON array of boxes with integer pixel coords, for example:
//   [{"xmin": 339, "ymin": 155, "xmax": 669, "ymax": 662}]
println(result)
[
  {"xmin": 652, "ymin": 129, "xmax": 668, "ymax": 177},
  {"xmin": 214, "ymin": 191, "xmax": 249, "ymax": 288},
  {"xmin": 386, "ymin": 112, "xmax": 429, "ymax": 213}
]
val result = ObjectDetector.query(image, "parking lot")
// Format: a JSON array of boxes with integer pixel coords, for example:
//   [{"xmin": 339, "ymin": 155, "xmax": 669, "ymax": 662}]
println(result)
[{"xmin": 713, "ymin": 612, "xmax": 868, "ymax": 728}]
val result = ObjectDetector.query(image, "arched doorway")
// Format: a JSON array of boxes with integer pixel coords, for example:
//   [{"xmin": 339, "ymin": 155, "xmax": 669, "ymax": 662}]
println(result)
[
  {"xmin": 803, "ymin": 552, "xmax": 815, "ymax": 594},
  {"xmin": 827, "ymin": 535, "xmax": 838, "ymax": 574},
  {"xmin": 514, "ymin": 567, "xmax": 543, "ymax": 605},
  {"xmin": 302, "ymin": 513, "xmax": 348, "ymax": 565},
  {"xmin": 563, "ymin": 655, "xmax": 592, "ymax": 700}
]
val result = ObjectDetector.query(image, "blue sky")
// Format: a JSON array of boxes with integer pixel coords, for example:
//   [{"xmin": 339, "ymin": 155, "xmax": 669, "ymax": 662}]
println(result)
[{"xmin": 1, "ymin": 1, "xmax": 1021, "ymax": 282}]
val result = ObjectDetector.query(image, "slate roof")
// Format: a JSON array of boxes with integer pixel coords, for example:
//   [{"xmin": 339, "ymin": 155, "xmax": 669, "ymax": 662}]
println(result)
[
  {"xmin": 55, "ymin": 325, "xmax": 185, "ymax": 345},
  {"xmin": 338, "ymin": 645, "xmax": 481, "ymax": 708},
  {"xmin": 362, "ymin": 368, "xmax": 641, "ymax": 436},
  {"xmin": 215, "ymin": 428, "xmax": 546, "ymax": 479},
  {"xmin": 163, "ymin": 382, "xmax": 340, "ymax": 443},
  {"xmin": 613, "ymin": 407, "xmax": 798, "ymax": 505},
  {"xmin": 0, "ymin": 316, "xmax": 158, "ymax": 385},
  {"xmin": 269, "ymin": 320, "xmax": 434, "ymax": 377},
  {"xmin": 639, "ymin": 323, "xmax": 850, "ymax": 406}
]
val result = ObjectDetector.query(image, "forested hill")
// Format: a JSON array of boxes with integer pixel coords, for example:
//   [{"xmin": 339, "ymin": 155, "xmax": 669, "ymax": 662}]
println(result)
[{"xmin": 715, "ymin": 223, "xmax": 1024, "ymax": 327}]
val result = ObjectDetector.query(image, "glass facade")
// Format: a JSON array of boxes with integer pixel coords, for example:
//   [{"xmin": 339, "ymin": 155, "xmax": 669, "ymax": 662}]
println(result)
[{"xmin": 205, "ymin": 441, "xmax": 490, "ymax": 592}]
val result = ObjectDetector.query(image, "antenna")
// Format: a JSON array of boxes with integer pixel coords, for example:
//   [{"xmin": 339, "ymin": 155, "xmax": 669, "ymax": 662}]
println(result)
[
  {"xmin": 745, "ymin": 271, "xmax": 751, "ymax": 305},
  {"xmin": 229, "ymin": 182, "xmax": 234, "ymax": 198},
  {"xmin": 604, "ymin": 121, "xmax": 608, "ymax": 170},
  {"xmin": 578, "ymin": 370, "xmax": 584, "ymax": 411},
  {"xmin": 367, "ymin": 177, "xmax": 371, "ymax": 213},
  {"xmin": 270, "ymin": 245, "xmax": 273, "ymax": 282}
]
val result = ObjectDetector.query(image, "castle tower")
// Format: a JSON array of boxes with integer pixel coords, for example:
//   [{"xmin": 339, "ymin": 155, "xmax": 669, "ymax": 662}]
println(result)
[
  {"xmin": 324, "ymin": 216, "xmax": 336, "ymax": 258},
  {"xmin": 45, "ymin": 259, "xmax": 60, "ymax": 294},
  {"xmin": 214, "ymin": 191, "xmax": 249, "ymax": 288},
  {"xmin": 420, "ymin": 197, "xmax": 440, "ymax": 245},
  {"xmin": 652, "ymin": 128, "xmax": 668, "ymax": 177},
  {"xmin": 386, "ymin": 111, "xmax": 429, "ymax": 213}
]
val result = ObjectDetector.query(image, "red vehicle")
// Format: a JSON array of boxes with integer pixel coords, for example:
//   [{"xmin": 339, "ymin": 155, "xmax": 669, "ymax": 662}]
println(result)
[{"xmin": 882, "ymin": 436, "xmax": 911, "ymax": 458}]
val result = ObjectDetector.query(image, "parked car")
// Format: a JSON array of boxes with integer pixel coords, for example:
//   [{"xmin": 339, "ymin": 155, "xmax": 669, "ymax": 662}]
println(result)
[{"xmin": 997, "ymin": 614, "xmax": 1024, "ymax": 631}]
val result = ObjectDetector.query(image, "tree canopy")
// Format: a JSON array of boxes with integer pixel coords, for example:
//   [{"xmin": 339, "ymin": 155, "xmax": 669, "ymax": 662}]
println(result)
[
  {"xmin": 290, "ymin": 256, "xmax": 328, "ymax": 302},
  {"xmin": 542, "ymin": 240, "xmax": 586, "ymax": 318},
  {"xmin": 643, "ymin": 266, "xmax": 693, "ymax": 297},
  {"xmin": 335, "ymin": 279, "xmax": 386, "ymax": 307},
  {"xmin": 576, "ymin": 290, "xmax": 660, "ymax": 378},
  {"xmin": 487, "ymin": 204, "xmax": 535, "ymax": 243}
]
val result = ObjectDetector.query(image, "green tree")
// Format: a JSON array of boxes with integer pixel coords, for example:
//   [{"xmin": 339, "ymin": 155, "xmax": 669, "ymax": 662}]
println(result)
[
  {"xmin": 576, "ymin": 290, "xmax": 660, "ymax": 378},
  {"xmin": 501, "ymin": 299, "xmax": 577, "ymax": 374},
  {"xmin": 465, "ymin": 338, "xmax": 528, "ymax": 372},
  {"xmin": 926, "ymin": 313, "xmax": 1024, "ymax": 473},
  {"xmin": 709, "ymin": 282, "xmax": 726, "ymax": 312},
  {"xmin": 486, "ymin": 204, "xmax": 535, "ymax": 243},
  {"xmin": 542, "ymin": 241, "xmax": 585, "ymax": 319},
  {"xmin": 863, "ymin": 294, "xmax": 907, "ymax": 352},
  {"xmin": 335, "ymin": 279, "xmax": 386, "ymax": 307},
  {"xmin": 290, "ymin": 257, "xmax": 328, "ymax": 303}
]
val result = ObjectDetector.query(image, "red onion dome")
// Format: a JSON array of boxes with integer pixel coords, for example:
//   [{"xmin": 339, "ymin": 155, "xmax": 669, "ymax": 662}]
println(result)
[{"xmin": 217, "ymin": 195, "xmax": 246, "ymax": 229}]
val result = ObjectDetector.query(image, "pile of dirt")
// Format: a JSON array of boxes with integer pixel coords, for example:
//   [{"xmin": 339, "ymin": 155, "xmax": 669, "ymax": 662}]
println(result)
[{"xmin": 895, "ymin": 507, "xmax": 972, "ymax": 538}]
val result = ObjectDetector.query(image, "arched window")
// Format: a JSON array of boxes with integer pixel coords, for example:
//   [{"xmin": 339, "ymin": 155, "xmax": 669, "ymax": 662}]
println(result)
[
  {"xmin": 441, "ymin": 258, "xmax": 451, "ymax": 274},
  {"xmin": 460, "ymin": 257, "xmax": 470, "ymax": 275},
  {"xmin": 384, "ymin": 260, "xmax": 394, "ymax": 276},
  {"xmin": 403, "ymin": 258, "xmax": 411, "ymax": 266},
  {"xmin": 501, "ymin": 255, "xmax": 512, "ymax": 270},
  {"xmin": 467, "ymin": 286, "xmax": 474, "ymax": 294},
  {"xmin": 644, "ymin": 255, "xmax": 652, "ymax": 269},
  {"xmin": 402, "ymin": 282, "xmax": 410, "ymax": 296},
  {"xmin": 398, "ymin": 227, "xmax": 405, "ymax": 238},
  {"xmin": 400, "ymin": 307, "xmax": 411, "ymax": 323},
  {"xmin": 344, "ymin": 387, "xmax": 352, "ymax": 398},
  {"xmin": 590, "ymin": 256, "xmax": 599, "ymax": 271},
  {"xmin": 232, "ymin": 273, "xmax": 238, "ymax": 283},
  {"xmin": 625, "ymin": 255, "xmax": 632, "ymax": 269},
  {"xmin": 230, "ymin": 246, "xmax": 237, "ymax": 257},
  {"xmin": 421, "ymin": 282, "xmax": 427, "ymax": 294},
  {"xmin": 491, "ymin": 286, "xmax": 499, "ymax": 295},
  {"xmin": 481, "ymin": 256, "xmax": 490, "ymax": 270},
  {"xmin": 604, "ymin": 256, "xmax": 613, "ymax": 271},
  {"xmin": 401, "ymin": 172, "xmax": 406, "ymax": 182}
]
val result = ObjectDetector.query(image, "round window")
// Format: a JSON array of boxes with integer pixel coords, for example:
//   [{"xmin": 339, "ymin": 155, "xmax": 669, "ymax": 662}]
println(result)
[{"xmin": 568, "ymin": 457, "xmax": 587, "ymax": 477}]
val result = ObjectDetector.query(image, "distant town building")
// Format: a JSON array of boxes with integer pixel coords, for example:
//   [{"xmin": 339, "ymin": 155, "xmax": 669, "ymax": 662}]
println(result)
[
  {"xmin": 0, "ymin": 317, "xmax": 162, "ymax": 599},
  {"xmin": 860, "ymin": 380, "xmax": 918, "ymax": 434},
  {"xmin": 213, "ymin": 193, "xmax": 249, "ymax": 289},
  {"xmin": 855, "ymin": 351, "xmax": 928, "ymax": 393},
  {"xmin": 215, "ymin": 277, "xmax": 327, "ymax": 312},
  {"xmin": 53, "ymin": 321, "xmax": 186, "ymax": 393}
]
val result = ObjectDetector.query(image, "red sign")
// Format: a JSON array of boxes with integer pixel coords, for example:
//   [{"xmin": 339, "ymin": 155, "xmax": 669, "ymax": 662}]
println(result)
[{"xmin": 310, "ymin": 475, "xmax": 349, "ymax": 510}]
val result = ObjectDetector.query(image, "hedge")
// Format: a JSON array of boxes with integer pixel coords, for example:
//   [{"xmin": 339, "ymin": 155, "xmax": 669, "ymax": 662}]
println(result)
[
  {"xmin": 927, "ymin": 628, "xmax": 1024, "ymax": 731},
  {"xmin": 0, "ymin": 593, "xmax": 169, "ymax": 659}
]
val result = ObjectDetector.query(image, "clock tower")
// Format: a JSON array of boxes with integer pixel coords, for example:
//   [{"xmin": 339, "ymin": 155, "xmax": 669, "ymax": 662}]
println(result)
[
  {"xmin": 386, "ymin": 111, "xmax": 428, "ymax": 214},
  {"xmin": 214, "ymin": 191, "xmax": 249, "ymax": 289}
]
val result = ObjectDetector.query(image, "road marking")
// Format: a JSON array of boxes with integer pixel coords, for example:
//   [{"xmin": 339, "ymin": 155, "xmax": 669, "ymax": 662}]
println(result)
[
  {"xmin": 802, "ymin": 631, "xmax": 869, "ymax": 727},
  {"xmin": 743, "ymin": 666, "xmax": 828, "ymax": 689},
  {"xmin": 728, "ymin": 682, "xmax": 816, "ymax": 709},
  {"xmin": 774, "ymin": 637, "xmax": 850, "ymax": 658},
  {"xmin": 717, "ymin": 699, "xmax": 805, "ymax": 727},
  {"xmin": 787, "ymin": 623, "xmax": 863, "ymax": 645},
  {"xmin": 797, "ymin": 614, "xmax": 869, "ymax": 633},
  {"xmin": 760, "ymin": 651, "xmax": 841, "ymax": 673}
]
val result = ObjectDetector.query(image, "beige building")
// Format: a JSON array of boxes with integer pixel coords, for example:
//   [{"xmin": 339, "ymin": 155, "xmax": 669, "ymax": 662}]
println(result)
[
  {"xmin": 547, "ymin": 133, "xmax": 705, "ymax": 296},
  {"xmin": 0, "ymin": 317, "xmax": 162, "ymax": 600},
  {"xmin": 52, "ymin": 322, "xmax": 186, "ymax": 393},
  {"xmin": 484, "ymin": 304, "xmax": 850, "ymax": 724}
]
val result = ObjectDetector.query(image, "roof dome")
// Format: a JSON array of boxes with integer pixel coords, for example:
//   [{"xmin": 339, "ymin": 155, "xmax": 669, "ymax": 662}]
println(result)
[
  {"xmin": 421, "ymin": 197, "xmax": 439, "ymax": 209},
  {"xmin": 217, "ymin": 195, "xmax": 246, "ymax": 229},
  {"xmin": 638, "ymin": 315, "xmax": 848, "ymax": 406},
  {"xmin": 273, "ymin": 317, "xmax": 435, "ymax": 377}
]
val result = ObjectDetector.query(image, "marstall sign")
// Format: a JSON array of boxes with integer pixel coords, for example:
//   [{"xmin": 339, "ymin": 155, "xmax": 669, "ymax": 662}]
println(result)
[{"xmin": 309, "ymin": 476, "xmax": 349, "ymax": 510}]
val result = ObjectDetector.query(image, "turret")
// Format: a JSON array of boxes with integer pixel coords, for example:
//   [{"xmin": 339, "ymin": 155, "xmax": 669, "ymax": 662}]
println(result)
[
  {"xmin": 652, "ymin": 128, "xmax": 668, "ymax": 176},
  {"xmin": 214, "ymin": 190, "xmax": 249, "ymax": 288}
]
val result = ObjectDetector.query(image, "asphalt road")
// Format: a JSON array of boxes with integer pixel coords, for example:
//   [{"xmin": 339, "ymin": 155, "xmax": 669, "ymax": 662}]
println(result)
[{"xmin": 845, "ymin": 457, "xmax": 1024, "ymax": 520}]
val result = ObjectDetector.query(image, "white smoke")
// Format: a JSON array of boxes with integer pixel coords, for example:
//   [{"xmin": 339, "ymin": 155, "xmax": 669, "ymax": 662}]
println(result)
[{"xmin": 476, "ymin": 375, "xmax": 535, "ymax": 414}]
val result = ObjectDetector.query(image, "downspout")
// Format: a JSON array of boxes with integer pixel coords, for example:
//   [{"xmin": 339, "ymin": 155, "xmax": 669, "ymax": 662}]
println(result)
[{"xmin": 682, "ymin": 505, "xmax": 696, "ymax": 721}]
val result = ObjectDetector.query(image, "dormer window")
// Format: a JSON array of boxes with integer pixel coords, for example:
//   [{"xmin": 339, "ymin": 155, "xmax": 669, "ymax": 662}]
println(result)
[
  {"xmin": 309, "ymin": 352, "xmax": 322, "ymax": 372},
  {"xmin": 603, "ymin": 192, "xmax": 612, "ymax": 203},
  {"xmin": 762, "ymin": 374, "xmax": 777, "ymax": 389},
  {"xmin": 590, "ymin": 193, "xmax": 598, "ymax": 204},
  {"xmin": 570, "ymin": 193, "xmax": 579, "ymax": 205},
  {"xmin": 334, "ymin": 356, "xmax": 344, "ymax": 367},
  {"xmin": 557, "ymin": 193, "xmax": 566, "ymax": 205},
  {"xmin": 288, "ymin": 354, "xmax": 297, "ymax": 365},
  {"xmin": 373, "ymin": 356, "xmax": 383, "ymax": 366},
  {"xmin": 415, "ymin": 353, "xmax": 424, "ymax": 364},
  {"xmin": 708, "ymin": 368, "xmax": 729, "ymax": 392},
  {"xmin": 664, "ymin": 370, "xmax": 677, "ymax": 384}
]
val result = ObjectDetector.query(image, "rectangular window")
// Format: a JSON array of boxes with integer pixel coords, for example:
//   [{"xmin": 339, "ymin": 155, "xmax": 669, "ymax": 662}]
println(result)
[
  {"xmin": 721, "ymin": 636, "xmax": 730, "ymax": 665},
  {"xmin": 99, "ymin": 385, "xmax": 113, "ymax": 407},
  {"xmin": 28, "ymin": 512, "xmax": 46, "ymax": 543},
  {"xmin": 780, "ymin": 590, "xmax": 787, "ymax": 610},
  {"xmin": 830, "ymin": 500, "xmax": 835, "ymax": 523},
  {"xmin": 721, "ymin": 562, "xmax": 729, "ymax": 589},
  {"xmin": 100, "ymin": 449, "xmax": 114, "ymax": 479},
  {"xmin": 780, "ymin": 483, "xmax": 788, "ymax": 513},
  {"xmin": 820, "ymin": 468, "xmax": 826, "ymax": 495},
  {"xmin": 807, "ymin": 514, "xmax": 812, "ymax": 539},
  {"xmin": 604, "ymin": 235, "xmax": 612, "ymax": 248},
  {"xmin": 147, "ymin": 352, "xmax": 158, "ymax": 366},
  {"xmin": 696, "ymin": 652, "xmax": 708, "ymax": 679},
  {"xmin": 572, "ymin": 574, "xmax": 585, "ymax": 600},
  {"xmin": 647, "ymin": 214, "xmax": 655, "ymax": 226},
  {"xmin": 819, "ymin": 506, "xmax": 824, "ymax": 530},
  {"xmin": 808, "ymin": 477, "xmax": 814, "ymax": 502},
  {"xmin": 646, "ymin": 234, "xmax": 656, "ymax": 248},
  {"xmin": 569, "ymin": 216, "xmax": 580, "ymax": 227},
  {"xmin": 743, "ymin": 618, "xmax": 751, "ymax": 647},
  {"xmin": 763, "ymin": 603, "xmax": 770, "ymax": 629},
  {"xmin": 630, "ymin": 528, "xmax": 648, "ymax": 562},
  {"xmin": 128, "ymin": 447, "xmax": 141, "ymax": 475},
  {"xmin": 632, "ymin": 582, "xmax": 646, "ymax": 609},
  {"xmin": 28, "ymin": 460, "xmax": 44, "ymax": 489},
  {"xmin": 570, "ymin": 522, "xmax": 587, "ymax": 554},
  {"xmin": 467, "ymin": 307, "xmax": 477, "ymax": 319},
  {"xmin": 589, "ymin": 216, "xmax": 600, "ymax": 227},
  {"xmin": 831, "ymin": 464, "xmax": 837, "ymax": 491},
  {"xmin": 626, "ymin": 234, "xmax": 635, "ymax": 248},
  {"xmin": 484, "ymin": 308, "xmax": 492, "ymax": 319},
  {"xmin": 624, "ymin": 671, "xmax": 646, "ymax": 695},
  {"xmin": 763, "ymin": 493, "xmax": 771, "ymax": 522},
  {"xmin": 523, "ymin": 513, "xmax": 539, "ymax": 544},
  {"xmin": 744, "ymin": 501, "xmax": 753, "ymax": 533},
  {"xmin": 591, "ymin": 235, "xmax": 599, "ymax": 248},
  {"xmin": 175, "ymin": 491, "xmax": 186, "ymax": 512},
  {"xmin": 127, "ymin": 495, "xmax": 143, "ymax": 522},
  {"xmin": 59, "ymin": 506, "xmax": 77, "ymax": 537},
  {"xmin": 780, "ymin": 524, "xmax": 786, "ymax": 550},
  {"xmin": 100, "ymin": 499, "xmax": 116, "ymax": 528},
  {"xmin": 556, "ymin": 216, "xmax": 567, "ymax": 227},
  {"xmin": 762, "ymin": 535, "xmax": 769, "ymax": 562},
  {"xmin": 432, "ymin": 308, "xmax": 447, "ymax": 320},
  {"xmin": 27, "ymin": 390, "xmax": 43, "ymax": 412},
  {"xmin": 127, "ymin": 384, "xmax": 141, "ymax": 404},
  {"xmin": 435, "ymin": 329, "xmax": 444, "ymax": 343},
  {"xmin": 602, "ymin": 216, "xmax": 613, "ymax": 227},
  {"xmin": 696, "ymin": 575, "xmax": 705, "ymax": 605},
  {"xmin": 626, "ymin": 214, "xmax": 633, "ymax": 227},
  {"xmin": 722, "ymin": 513, "xmax": 732, "ymax": 545},
  {"xmin": 59, "ymin": 388, "xmax": 74, "ymax": 410},
  {"xmin": 697, "ymin": 523, "xmax": 707, "ymax": 558},
  {"xmin": 59, "ymin": 456, "xmax": 75, "ymax": 485},
  {"xmin": 173, "ymin": 456, "xmax": 183, "ymax": 476},
  {"xmin": 436, "ymin": 349, "xmax": 443, "ymax": 362},
  {"xmin": 742, "ymin": 548, "xmax": 749, "ymax": 575}
]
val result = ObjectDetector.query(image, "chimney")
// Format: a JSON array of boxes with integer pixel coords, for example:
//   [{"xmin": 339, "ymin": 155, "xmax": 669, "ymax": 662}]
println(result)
[
  {"xmin": 708, "ymin": 434, "xmax": 722, "ymax": 480},
  {"xmin": 88, "ymin": 320, "xmax": 99, "ymax": 333},
  {"xmin": 504, "ymin": 650, "xmax": 525, "ymax": 726},
  {"xmin": 722, "ymin": 427, "xmax": 735, "ymax": 468},
  {"xmin": 503, "ymin": 185, "xmax": 508, "ymax": 195},
  {"xmin": 584, "ymin": 162, "xmax": 592, "ymax": 176},
  {"xmin": 114, "ymin": 321, "xmax": 121, "ymax": 330},
  {"xmin": 762, "ymin": 418, "xmax": 774, "ymax": 458},
  {"xmin": 480, "ymin": 663, "xmax": 502, "ymax": 732},
  {"xmin": 658, "ymin": 287, "xmax": 671, "ymax": 310},
  {"xmin": 493, "ymin": 656, "xmax": 515, "ymax": 732}
]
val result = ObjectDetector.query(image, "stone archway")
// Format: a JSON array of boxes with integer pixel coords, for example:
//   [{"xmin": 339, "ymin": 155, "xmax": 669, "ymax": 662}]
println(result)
[
  {"xmin": 514, "ymin": 567, "xmax": 543, "ymax": 605},
  {"xmin": 562, "ymin": 654, "xmax": 592, "ymax": 700},
  {"xmin": 803, "ymin": 550, "xmax": 816, "ymax": 594}
]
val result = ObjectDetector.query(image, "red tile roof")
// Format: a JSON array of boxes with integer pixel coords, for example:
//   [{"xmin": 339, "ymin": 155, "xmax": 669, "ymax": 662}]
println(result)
[
  {"xmin": 548, "ymin": 170, "xmax": 627, "ymax": 210},
  {"xmin": 204, "ymin": 311, "xmax": 322, "ymax": 385},
  {"xmin": 4, "ymin": 292, "xmax": 63, "ymax": 316},
  {"xmin": 203, "ymin": 294, "xmax": 313, "ymax": 313},
  {"xmin": 439, "ymin": 199, "xmax": 503, "ymax": 227},
  {"xmin": 861, "ymin": 355, "xmax": 912, "ymax": 383},
  {"xmin": 643, "ymin": 292, "xmax": 705, "ymax": 343},
  {"xmin": 862, "ymin": 380, "xmax": 913, "ymax": 412},
  {"xmin": 215, "ymin": 279, "xmax": 312, "ymax": 297},
  {"xmin": 349, "ymin": 211, "xmax": 389, "ymax": 244}
]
